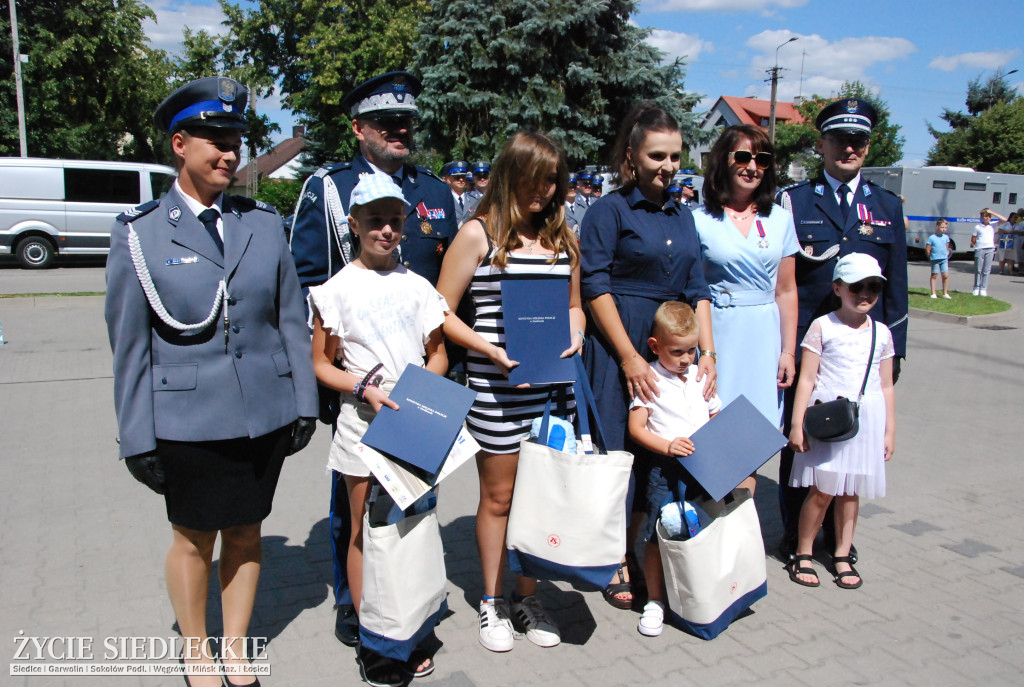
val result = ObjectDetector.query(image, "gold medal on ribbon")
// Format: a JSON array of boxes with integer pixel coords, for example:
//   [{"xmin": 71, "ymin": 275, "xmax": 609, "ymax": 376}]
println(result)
[{"xmin": 421, "ymin": 220, "xmax": 433, "ymax": 234}]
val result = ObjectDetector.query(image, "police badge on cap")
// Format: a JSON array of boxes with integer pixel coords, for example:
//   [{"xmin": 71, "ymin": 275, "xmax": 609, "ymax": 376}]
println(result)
[
  {"xmin": 340, "ymin": 71, "xmax": 422, "ymax": 119},
  {"xmin": 154, "ymin": 76, "xmax": 249, "ymax": 134},
  {"xmin": 815, "ymin": 97, "xmax": 877, "ymax": 136}
]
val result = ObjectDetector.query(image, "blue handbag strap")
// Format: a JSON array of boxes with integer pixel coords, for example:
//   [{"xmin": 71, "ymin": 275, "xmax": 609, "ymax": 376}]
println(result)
[{"xmin": 534, "ymin": 355, "xmax": 608, "ymax": 454}]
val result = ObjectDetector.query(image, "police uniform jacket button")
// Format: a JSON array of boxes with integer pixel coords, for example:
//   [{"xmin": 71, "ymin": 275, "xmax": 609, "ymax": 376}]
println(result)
[
  {"xmin": 232, "ymin": 324, "xmax": 240, "ymax": 333},
  {"xmin": 227, "ymin": 297, "xmax": 237, "ymax": 305},
  {"xmin": 403, "ymin": 261, "xmax": 410, "ymax": 267},
  {"xmin": 161, "ymin": 377, "xmax": 168, "ymax": 385},
  {"xmin": 402, "ymin": 235, "xmax": 408, "ymax": 243},
  {"xmin": 843, "ymin": 237, "xmax": 849, "ymax": 242},
  {"xmin": 234, "ymin": 349, "xmax": 243, "ymax": 359}
]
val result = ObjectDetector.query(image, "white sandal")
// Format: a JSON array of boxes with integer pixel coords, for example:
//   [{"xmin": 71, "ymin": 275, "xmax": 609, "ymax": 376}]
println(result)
[{"xmin": 637, "ymin": 600, "xmax": 664, "ymax": 637}]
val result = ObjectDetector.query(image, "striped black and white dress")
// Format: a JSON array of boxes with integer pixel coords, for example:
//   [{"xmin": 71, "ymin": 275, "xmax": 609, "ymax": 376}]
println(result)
[{"xmin": 467, "ymin": 244, "xmax": 576, "ymax": 454}]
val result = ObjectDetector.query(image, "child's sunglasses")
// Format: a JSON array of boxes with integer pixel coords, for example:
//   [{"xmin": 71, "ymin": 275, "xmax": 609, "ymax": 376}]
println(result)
[
  {"xmin": 848, "ymin": 279, "xmax": 884, "ymax": 295},
  {"xmin": 729, "ymin": 150, "xmax": 773, "ymax": 170}
]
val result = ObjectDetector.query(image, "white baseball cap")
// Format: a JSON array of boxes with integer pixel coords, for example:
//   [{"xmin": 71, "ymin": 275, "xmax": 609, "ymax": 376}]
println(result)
[
  {"xmin": 349, "ymin": 173, "xmax": 410, "ymax": 210},
  {"xmin": 833, "ymin": 253, "xmax": 886, "ymax": 283}
]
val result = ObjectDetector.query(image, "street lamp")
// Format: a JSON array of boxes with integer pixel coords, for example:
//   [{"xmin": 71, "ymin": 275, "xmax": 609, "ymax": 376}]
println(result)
[{"xmin": 768, "ymin": 36, "xmax": 799, "ymax": 145}]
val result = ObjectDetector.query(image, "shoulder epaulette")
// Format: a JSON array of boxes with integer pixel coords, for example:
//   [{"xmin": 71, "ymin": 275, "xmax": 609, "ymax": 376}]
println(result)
[
  {"xmin": 324, "ymin": 161, "xmax": 353, "ymax": 176},
  {"xmin": 415, "ymin": 164, "xmax": 442, "ymax": 182},
  {"xmin": 116, "ymin": 199, "xmax": 160, "ymax": 224},
  {"xmin": 228, "ymin": 195, "xmax": 276, "ymax": 214},
  {"xmin": 780, "ymin": 180, "xmax": 811, "ymax": 193},
  {"xmin": 865, "ymin": 179, "xmax": 899, "ymax": 198}
]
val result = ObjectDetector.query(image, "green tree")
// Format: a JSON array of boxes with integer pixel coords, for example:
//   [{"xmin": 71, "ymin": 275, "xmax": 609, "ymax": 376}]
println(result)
[
  {"xmin": 928, "ymin": 74, "xmax": 1023, "ymax": 172},
  {"xmin": 0, "ymin": 0, "xmax": 170, "ymax": 160},
  {"xmin": 773, "ymin": 81, "xmax": 904, "ymax": 185},
  {"xmin": 409, "ymin": 0, "xmax": 706, "ymax": 168},
  {"xmin": 254, "ymin": 178, "xmax": 303, "ymax": 217},
  {"xmin": 220, "ymin": 0, "xmax": 426, "ymax": 167}
]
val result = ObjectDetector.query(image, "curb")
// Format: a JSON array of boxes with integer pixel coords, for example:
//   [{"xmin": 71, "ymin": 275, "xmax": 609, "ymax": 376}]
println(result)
[{"xmin": 910, "ymin": 302, "xmax": 1017, "ymax": 328}]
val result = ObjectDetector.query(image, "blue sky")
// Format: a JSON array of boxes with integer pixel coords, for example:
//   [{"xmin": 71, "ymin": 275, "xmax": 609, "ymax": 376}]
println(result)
[{"xmin": 142, "ymin": 0, "xmax": 1023, "ymax": 167}]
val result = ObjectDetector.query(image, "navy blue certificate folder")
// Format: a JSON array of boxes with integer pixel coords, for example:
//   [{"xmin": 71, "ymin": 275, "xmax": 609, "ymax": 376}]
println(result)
[
  {"xmin": 361, "ymin": 364, "xmax": 477, "ymax": 477},
  {"xmin": 501, "ymin": 278, "xmax": 576, "ymax": 385},
  {"xmin": 680, "ymin": 394, "xmax": 788, "ymax": 502}
]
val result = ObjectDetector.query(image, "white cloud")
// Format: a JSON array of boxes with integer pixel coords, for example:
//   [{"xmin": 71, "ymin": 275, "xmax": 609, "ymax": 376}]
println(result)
[
  {"xmin": 742, "ymin": 30, "xmax": 916, "ymax": 101},
  {"xmin": 646, "ymin": 29, "xmax": 712, "ymax": 64},
  {"xmin": 928, "ymin": 50, "xmax": 1021, "ymax": 72},
  {"xmin": 646, "ymin": 0, "xmax": 809, "ymax": 12},
  {"xmin": 142, "ymin": 0, "xmax": 229, "ymax": 55}
]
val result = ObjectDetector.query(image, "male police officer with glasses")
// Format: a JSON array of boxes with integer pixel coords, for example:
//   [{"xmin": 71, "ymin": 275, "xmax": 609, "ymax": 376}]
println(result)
[
  {"xmin": 289, "ymin": 71, "xmax": 457, "ymax": 647},
  {"xmin": 775, "ymin": 97, "xmax": 908, "ymax": 560}
]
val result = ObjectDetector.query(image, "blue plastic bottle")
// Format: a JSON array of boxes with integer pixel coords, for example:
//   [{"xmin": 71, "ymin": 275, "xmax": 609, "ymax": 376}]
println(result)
[{"xmin": 547, "ymin": 425, "xmax": 566, "ymax": 451}]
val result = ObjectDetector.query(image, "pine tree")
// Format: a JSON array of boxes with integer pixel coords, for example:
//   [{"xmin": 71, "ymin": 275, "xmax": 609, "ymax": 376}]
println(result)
[{"xmin": 409, "ymin": 0, "xmax": 705, "ymax": 168}]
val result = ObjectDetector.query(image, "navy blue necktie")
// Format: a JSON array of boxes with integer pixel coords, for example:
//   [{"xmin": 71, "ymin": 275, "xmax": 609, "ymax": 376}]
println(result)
[
  {"xmin": 837, "ymin": 184, "xmax": 851, "ymax": 223},
  {"xmin": 197, "ymin": 208, "xmax": 224, "ymax": 254}
]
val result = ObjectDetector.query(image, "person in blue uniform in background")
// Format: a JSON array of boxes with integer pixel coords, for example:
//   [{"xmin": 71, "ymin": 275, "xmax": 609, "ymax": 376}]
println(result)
[
  {"xmin": 288, "ymin": 71, "xmax": 458, "ymax": 648},
  {"xmin": 105, "ymin": 76, "xmax": 318, "ymax": 687},
  {"xmin": 442, "ymin": 160, "xmax": 478, "ymax": 227},
  {"xmin": 468, "ymin": 160, "xmax": 490, "ymax": 201},
  {"xmin": 776, "ymin": 97, "xmax": 908, "ymax": 560}
]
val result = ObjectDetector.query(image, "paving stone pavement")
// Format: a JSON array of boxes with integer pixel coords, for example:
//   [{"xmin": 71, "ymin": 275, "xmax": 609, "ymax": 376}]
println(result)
[{"xmin": 2, "ymin": 261, "xmax": 1023, "ymax": 687}]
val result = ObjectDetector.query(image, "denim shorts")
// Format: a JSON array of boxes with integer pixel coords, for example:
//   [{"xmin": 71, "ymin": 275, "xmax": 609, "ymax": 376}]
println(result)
[
  {"xmin": 930, "ymin": 258, "xmax": 948, "ymax": 274},
  {"xmin": 642, "ymin": 459, "xmax": 698, "ymax": 542}
]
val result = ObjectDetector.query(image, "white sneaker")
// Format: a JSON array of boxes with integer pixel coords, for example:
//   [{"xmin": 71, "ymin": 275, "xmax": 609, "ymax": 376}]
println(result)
[
  {"xmin": 930, "ymin": 293, "xmax": 937, "ymax": 299},
  {"xmin": 942, "ymin": 293, "xmax": 952, "ymax": 299},
  {"xmin": 972, "ymin": 288, "xmax": 980, "ymax": 296},
  {"xmin": 511, "ymin": 595, "xmax": 560, "ymax": 647},
  {"xmin": 638, "ymin": 600, "xmax": 665, "ymax": 637},
  {"xmin": 478, "ymin": 599, "xmax": 515, "ymax": 652},
  {"xmin": 980, "ymin": 289, "xmax": 988, "ymax": 297}
]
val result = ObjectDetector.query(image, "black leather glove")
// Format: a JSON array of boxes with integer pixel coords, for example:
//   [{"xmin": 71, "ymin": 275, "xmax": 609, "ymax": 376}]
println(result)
[
  {"xmin": 892, "ymin": 357, "xmax": 903, "ymax": 385},
  {"xmin": 125, "ymin": 451, "xmax": 166, "ymax": 495},
  {"xmin": 289, "ymin": 417, "xmax": 317, "ymax": 455}
]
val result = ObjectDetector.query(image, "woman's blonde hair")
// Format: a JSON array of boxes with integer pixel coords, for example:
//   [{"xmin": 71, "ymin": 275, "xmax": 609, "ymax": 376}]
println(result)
[{"xmin": 472, "ymin": 131, "xmax": 579, "ymax": 270}]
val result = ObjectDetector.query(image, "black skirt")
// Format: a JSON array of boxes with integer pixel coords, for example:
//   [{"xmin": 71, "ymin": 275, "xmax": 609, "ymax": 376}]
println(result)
[{"xmin": 157, "ymin": 426, "xmax": 291, "ymax": 531}]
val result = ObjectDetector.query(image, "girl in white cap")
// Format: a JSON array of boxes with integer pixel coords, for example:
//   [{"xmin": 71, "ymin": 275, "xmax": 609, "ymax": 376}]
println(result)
[
  {"xmin": 308, "ymin": 173, "xmax": 448, "ymax": 686},
  {"xmin": 786, "ymin": 253, "xmax": 896, "ymax": 590}
]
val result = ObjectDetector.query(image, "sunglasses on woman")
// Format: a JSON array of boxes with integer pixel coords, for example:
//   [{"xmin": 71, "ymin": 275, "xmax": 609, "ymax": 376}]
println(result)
[
  {"xmin": 848, "ymin": 279, "xmax": 883, "ymax": 295},
  {"xmin": 729, "ymin": 150, "xmax": 773, "ymax": 170}
]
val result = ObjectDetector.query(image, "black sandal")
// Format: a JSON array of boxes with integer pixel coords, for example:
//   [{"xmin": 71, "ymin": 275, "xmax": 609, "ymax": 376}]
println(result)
[
  {"xmin": 832, "ymin": 555, "xmax": 863, "ymax": 590},
  {"xmin": 602, "ymin": 561, "xmax": 633, "ymax": 609},
  {"xmin": 403, "ymin": 648, "xmax": 435, "ymax": 678},
  {"xmin": 786, "ymin": 554, "xmax": 820, "ymax": 587},
  {"xmin": 356, "ymin": 646, "xmax": 403, "ymax": 687}
]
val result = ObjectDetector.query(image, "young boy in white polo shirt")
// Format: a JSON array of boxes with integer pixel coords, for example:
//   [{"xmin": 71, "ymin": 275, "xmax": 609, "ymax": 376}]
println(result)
[{"xmin": 627, "ymin": 301, "xmax": 722, "ymax": 637}]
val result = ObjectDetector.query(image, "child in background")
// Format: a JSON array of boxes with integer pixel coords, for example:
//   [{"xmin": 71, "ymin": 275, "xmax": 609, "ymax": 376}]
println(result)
[
  {"xmin": 787, "ymin": 253, "xmax": 895, "ymax": 591},
  {"xmin": 971, "ymin": 208, "xmax": 1005, "ymax": 296},
  {"xmin": 627, "ymin": 301, "xmax": 722, "ymax": 637},
  {"xmin": 925, "ymin": 219, "xmax": 952, "ymax": 299},
  {"xmin": 308, "ymin": 173, "xmax": 448, "ymax": 687},
  {"xmin": 996, "ymin": 211, "xmax": 1019, "ymax": 276}
]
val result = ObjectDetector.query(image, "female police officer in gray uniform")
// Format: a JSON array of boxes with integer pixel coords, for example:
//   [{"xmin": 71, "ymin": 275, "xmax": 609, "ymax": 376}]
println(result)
[{"xmin": 105, "ymin": 77, "xmax": 317, "ymax": 687}]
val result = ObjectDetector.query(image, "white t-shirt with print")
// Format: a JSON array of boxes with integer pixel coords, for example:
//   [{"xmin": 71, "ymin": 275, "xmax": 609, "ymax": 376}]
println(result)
[
  {"xmin": 308, "ymin": 264, "xmax": 447, "ymax": 383},
  {"xmin": 630, "ymin": 360, "xmax": 723, "ymax": 439}
]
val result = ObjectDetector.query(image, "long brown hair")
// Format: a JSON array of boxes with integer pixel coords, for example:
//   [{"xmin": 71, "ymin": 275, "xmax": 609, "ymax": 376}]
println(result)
[
  {"xmin": 608, "ymin": 101, "xmax": 680, "ymax": 194},
  {"xmin": 702, "ymin": 124, "xmax": 778, "ymax": 219},
  {"xmin": 472, "ymin": 131, "xmax": 579, "ymax": 270}
]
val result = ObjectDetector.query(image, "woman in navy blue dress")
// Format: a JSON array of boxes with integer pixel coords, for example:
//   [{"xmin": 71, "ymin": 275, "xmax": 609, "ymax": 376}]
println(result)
[{"xmin": 580, "ymin": 102, "xmax": 717, "ymax": 606}]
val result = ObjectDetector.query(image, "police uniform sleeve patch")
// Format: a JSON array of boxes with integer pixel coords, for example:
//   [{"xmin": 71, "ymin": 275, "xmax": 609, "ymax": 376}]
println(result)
[{"xmin": 116, "ymin": 199, "xmax": 160, "ymax": 224}]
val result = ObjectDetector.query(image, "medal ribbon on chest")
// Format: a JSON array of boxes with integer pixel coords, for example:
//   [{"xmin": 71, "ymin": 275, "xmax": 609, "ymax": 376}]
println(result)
[
  {"xmin": 755, "ymin": 219, "xmax": 768, "ymax": 249},
  {"xmin": 415, "ymin": 201, "xmax": 433, "ymax": 234}
]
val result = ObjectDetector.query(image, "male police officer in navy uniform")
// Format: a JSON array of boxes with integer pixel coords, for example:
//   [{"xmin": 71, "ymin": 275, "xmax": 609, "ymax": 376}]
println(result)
[
  {"xmin": 288, "ymin": 71, "xmax": 457, "ymax": 647},
  {"xmin": 776, "ymin": 97, "xmax": 908, "ymax": 559},
  {"xmin": 442, "ymin": 160, "xmax": 478, "ymax": 226},
  {"xmin": 468, "ymin": 160, "xmax": 490, "ymax": 201}
]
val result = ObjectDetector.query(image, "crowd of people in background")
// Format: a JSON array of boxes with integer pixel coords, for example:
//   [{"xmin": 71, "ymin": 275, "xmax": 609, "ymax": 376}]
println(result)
[{"xmin": 106, "ymin": 71, "xmax": 905, "ymax": 687}]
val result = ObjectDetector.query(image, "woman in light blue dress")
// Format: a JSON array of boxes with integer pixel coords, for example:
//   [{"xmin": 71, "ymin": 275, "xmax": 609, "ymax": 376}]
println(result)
[{"xmin": 694, "ymin": 125, "xmax": 798, "ymax": 492}]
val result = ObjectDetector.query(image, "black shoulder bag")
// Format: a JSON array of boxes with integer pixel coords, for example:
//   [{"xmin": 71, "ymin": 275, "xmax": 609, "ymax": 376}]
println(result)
[{"xmin": 802, "ymin": 318, "xmax": 875, "ymax": 443}]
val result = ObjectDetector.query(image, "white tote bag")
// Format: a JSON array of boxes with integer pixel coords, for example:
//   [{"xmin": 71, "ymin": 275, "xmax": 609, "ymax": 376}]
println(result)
[
  {"xmin": 657, "ymin": 489, "xmax": 767, "ymax": 640},
  {"xmin": 506, "ymin": 357, "xmax": 634, "ymax": 588},
  {"xmin": 359, "ymin": 507, "xmax": 448, "ymax": 661}
]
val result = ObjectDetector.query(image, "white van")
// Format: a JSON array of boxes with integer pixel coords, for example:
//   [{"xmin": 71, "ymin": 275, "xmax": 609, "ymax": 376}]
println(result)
[{"xmin": 0, "ymin": 157, "xmax": 176, "ymax": 268}]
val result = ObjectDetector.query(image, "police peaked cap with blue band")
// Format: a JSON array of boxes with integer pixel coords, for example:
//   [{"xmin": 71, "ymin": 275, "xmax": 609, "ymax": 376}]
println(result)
[
  {"xmin": 472, "ymin": 160, "xmax": 491, "ymax": 174},
  {"xmin": 815, "ymin": 97, "xmax": 877, "ymax": 136},
  {"xmin": 442, "ymin": 161, "xmax": 470, "ymax": 176},
  {"xmin": 341, "ymin": 71, "xmax": 422, "ymax": 119},
  {"xmin": 668, "ymin": 181, "xmax": 684, "ymax": 192},
  {"xmin": 154, "ymin": 76, "xmax": 248, "ymax": 134}
]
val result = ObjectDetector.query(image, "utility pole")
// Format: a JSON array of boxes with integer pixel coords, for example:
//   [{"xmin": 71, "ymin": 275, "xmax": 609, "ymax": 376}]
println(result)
[
  {"xmin": 246, "ymin": 87, "xmax": 258, "ymax": 197},
  {"xmin": 9, "ymin": 0, "xmax": 28, "ymax": 156},
  {"xmin": 767, "ymin": 37, "xmax": 798, "ymax": 146}
]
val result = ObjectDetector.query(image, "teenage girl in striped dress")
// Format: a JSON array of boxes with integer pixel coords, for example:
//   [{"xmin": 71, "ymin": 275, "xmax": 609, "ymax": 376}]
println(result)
[{"xmin": 436, "ymin": 131, "xmax": 585, "ymax": 653}]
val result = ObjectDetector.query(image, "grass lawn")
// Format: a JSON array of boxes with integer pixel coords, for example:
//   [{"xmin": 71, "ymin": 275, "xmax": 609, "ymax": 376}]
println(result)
[{"xmin": 908, "ymin": 287, "xmax": 1010, "ymax": 316}]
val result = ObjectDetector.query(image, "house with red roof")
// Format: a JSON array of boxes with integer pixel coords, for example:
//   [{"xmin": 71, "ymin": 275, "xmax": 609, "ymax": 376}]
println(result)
[
  {"xmin": 691, "ymin": 96, "xmax": 808, "ymax": 179},
  {"xmin": 230, "ymin": 126, "xmax": 307, "ymax": 195}
]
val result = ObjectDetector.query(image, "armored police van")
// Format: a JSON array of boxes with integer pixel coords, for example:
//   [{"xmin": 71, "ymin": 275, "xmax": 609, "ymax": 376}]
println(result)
[
  {"xmin": 861, "ymin": 166, "xmax": 1024, "ymax": 256},
  {"xmin": 0, "ymin": 157, "xmax": 176, "ymax": 268}
]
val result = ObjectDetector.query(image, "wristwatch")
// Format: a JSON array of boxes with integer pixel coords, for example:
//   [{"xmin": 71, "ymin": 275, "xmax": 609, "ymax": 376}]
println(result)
[{"xmin": 699, "ymin": 349, "xmax": 717, "ymax": 361}]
